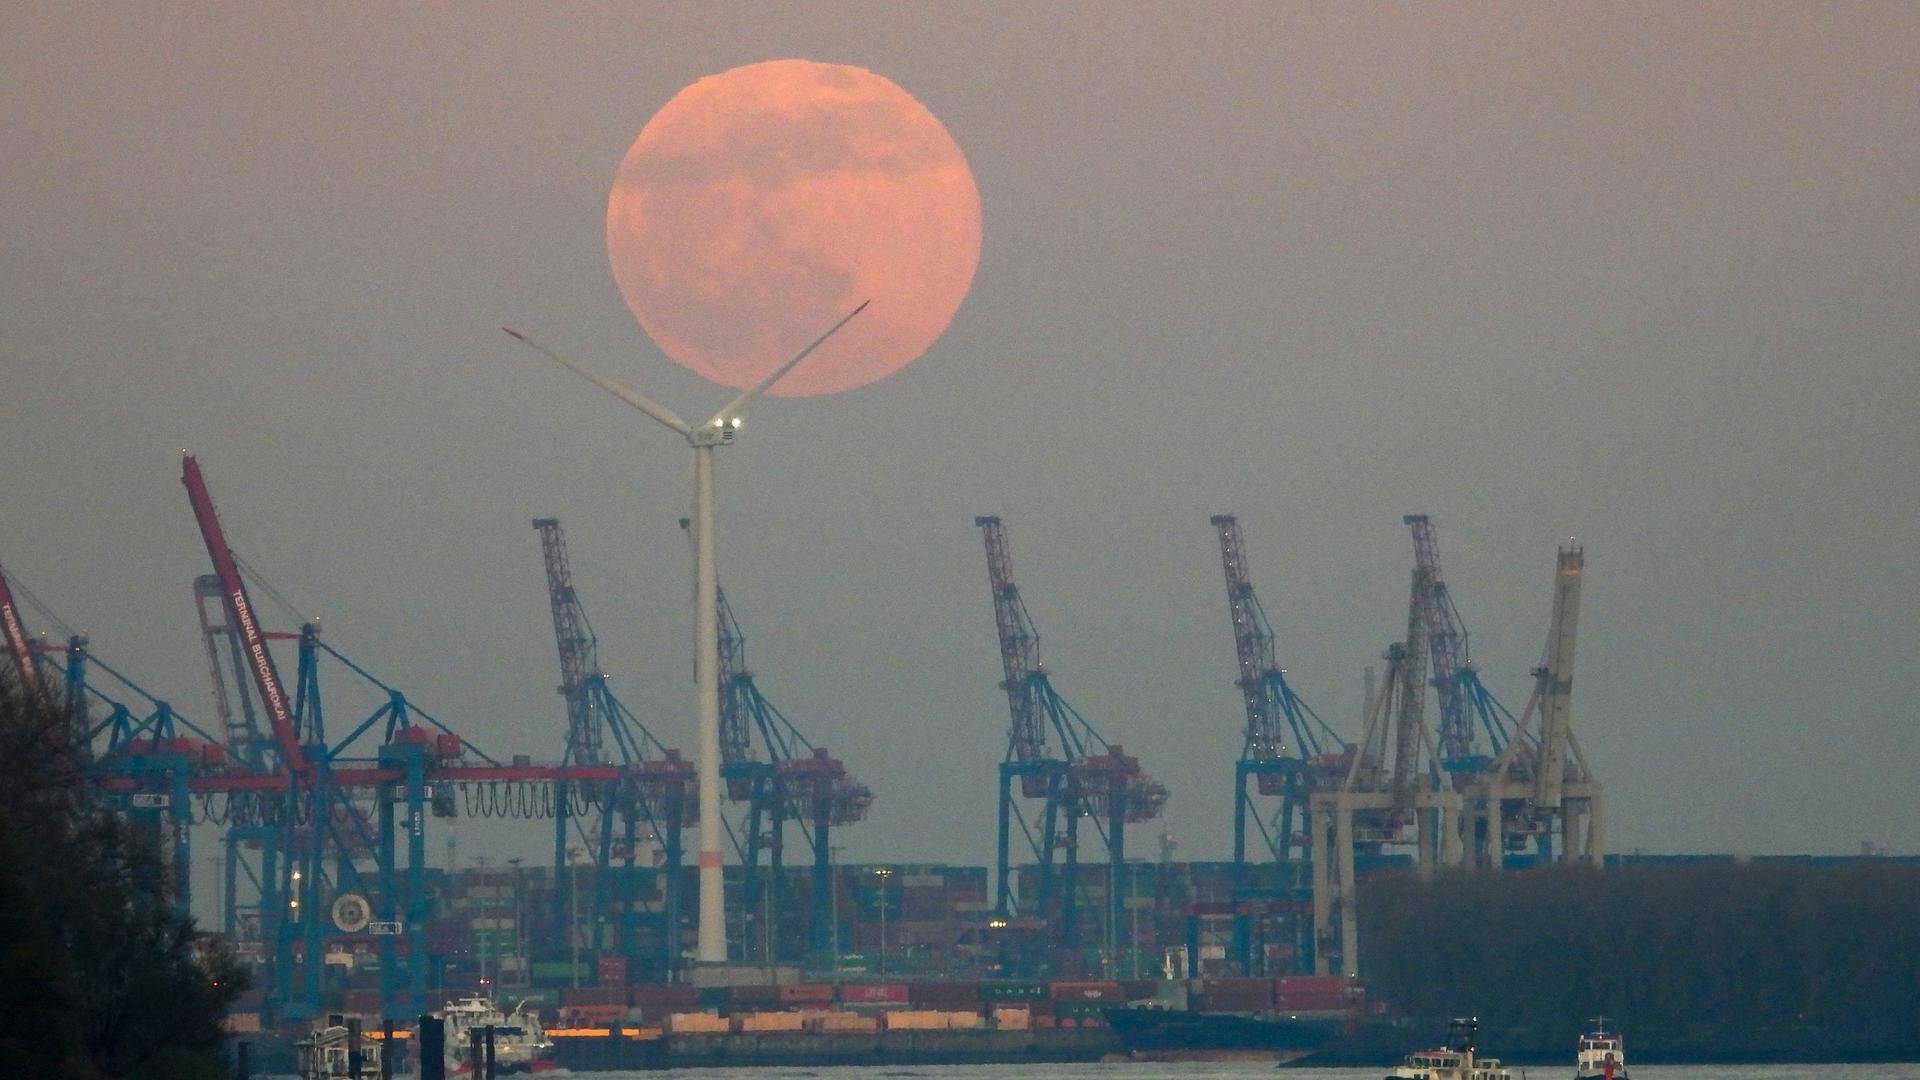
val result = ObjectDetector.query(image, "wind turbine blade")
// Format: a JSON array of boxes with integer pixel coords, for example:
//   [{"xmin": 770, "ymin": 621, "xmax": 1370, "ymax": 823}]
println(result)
[
  {"xmin": 707, "ymin": 300, "xmax": 870, "ymax": 425},
  {"xmin": 502, "ymin": 327, "xmax": 692, "ymax": 435}
]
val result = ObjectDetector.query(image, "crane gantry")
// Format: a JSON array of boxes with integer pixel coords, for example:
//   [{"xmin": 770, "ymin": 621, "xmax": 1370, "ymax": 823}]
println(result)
[{"xmin": 976, "ymin": 515, "xmax": 1166, "ymax": 969}]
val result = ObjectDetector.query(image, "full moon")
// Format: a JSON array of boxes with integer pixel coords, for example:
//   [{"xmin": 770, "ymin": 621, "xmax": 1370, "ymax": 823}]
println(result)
[{"xmin": 607, "ymin": 60, "xmax": 982, "ymax": 397}]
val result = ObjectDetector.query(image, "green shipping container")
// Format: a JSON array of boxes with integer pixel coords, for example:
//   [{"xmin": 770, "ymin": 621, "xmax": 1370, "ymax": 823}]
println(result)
[{"xmin": 979, "ymin": 981, "xmax": 1048, "ymax": 1002}]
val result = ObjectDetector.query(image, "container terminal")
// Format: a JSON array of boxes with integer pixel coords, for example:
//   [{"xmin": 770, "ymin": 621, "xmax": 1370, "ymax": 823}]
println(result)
[{"xmin": 2, "ymin": 457, "xmax": 1615, "ymax": 1063}]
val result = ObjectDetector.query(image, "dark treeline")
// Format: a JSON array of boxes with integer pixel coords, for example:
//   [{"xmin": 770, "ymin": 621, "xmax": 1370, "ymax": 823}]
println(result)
[
  {"xmin": 0, "ymin": 675, "xmax": 243, "ymax": 1079},
  {"xmin": 1356, "ymin": 861, "xmax": 1920, "ymax": 1062}
]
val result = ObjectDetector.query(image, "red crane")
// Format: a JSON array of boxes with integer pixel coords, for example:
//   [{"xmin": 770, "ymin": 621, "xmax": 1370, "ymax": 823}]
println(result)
[
  {"xmin": 180, "ymin": 455, "xmax": 308, "ymax": 776},
  {"xmin": 0, "ymin": 562, "xmax": 43, "ymax": 701}
]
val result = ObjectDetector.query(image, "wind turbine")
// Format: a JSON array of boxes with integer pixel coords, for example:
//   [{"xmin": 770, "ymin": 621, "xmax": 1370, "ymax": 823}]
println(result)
[{"xmin": 503, "ymin": 301, "xmax": 868, "ymax": 965}]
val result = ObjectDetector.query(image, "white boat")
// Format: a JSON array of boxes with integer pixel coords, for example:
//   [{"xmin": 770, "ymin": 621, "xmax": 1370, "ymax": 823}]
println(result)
[
  {"xmin": 1384, "ymin": 1018, "xmax": 1515, "ymax": 1080},
  {"xmin": 438, "ymin": 994, "xmax": 556, "ymax": 1075},
  {"xmin": 1575, "ymin": 1018, "xmax": 1629, "ymax": 1079}
]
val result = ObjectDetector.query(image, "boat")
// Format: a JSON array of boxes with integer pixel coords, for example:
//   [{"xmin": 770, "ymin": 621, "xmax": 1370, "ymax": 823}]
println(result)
[
  {"xmin": 1384, "ymin": 1017, "xmax": 1515, "ymax": 1080},
  {"xmin": 1105, "ymin": 998, "xmax": 1346, "ymax": 1062},
  {"xmin": 295, "ymin": 1016, "xmax": 381, "ymax": 1079},
  {"xmin": 438, "ymin": 993, "xmax": 557, "ymax": 1075},
  {"xmin": 1575, "ymin": 1018, "xmax": 1629, "ymax": 1079}
]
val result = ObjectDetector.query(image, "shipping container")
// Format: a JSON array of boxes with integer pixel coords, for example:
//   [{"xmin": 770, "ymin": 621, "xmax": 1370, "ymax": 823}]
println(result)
[
  {"xmin": 778, "ymin": 983, "xmax": 834, "ymax": 1004},
  {"xmin": 629, "ymin": 983, "xmax": 700, "ymax": 1009},
  {"xmin": 597, "ymin": 956, "xmax": 629, "ymax": 985},
  {"xmin": 737, "ymin": 1011, "xmax": 805, "ymax": 1032},
  {"xmin": 668, "ymin": 1012, "xmax": 729, "ymax": 1033},
  {"xmin": 908, "ymin": 981, "xmax": 981, "ymax": 1008},
  {"xmin": 728, "ymin": 984, "xmax": 783, "ymax": 1005},
  {"xmin": 978, "ymin": 980, "xmax": 1047, "ymax": 1002},
  {"xmin": 1048, "ymin": 980, "xmax": 1126, "ymax": 1003},
  {"xmin": 808, "ymin": 1011, "xmax": 879, "ymax": 1033},
  {"xmin": 991, "ymin": 1006, "xmax": 1031, "ymax": 1030},
  {"xmin": 838, "ymin": 982, "xmax": 910, "ymax": 1004},
  {"xmin": 559, "ymin": 986, "xmax": 628, "ymax": 1008}
]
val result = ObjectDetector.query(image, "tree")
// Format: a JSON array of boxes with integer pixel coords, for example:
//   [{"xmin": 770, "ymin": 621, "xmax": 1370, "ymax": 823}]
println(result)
[{"xmin": 0, "ymin": 673, "xmax": 244, "ymax": 1079}]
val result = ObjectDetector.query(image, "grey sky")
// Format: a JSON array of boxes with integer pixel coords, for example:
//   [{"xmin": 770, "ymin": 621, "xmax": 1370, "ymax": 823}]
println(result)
[{"xmin": 4, "ymin": 2, "xmax": 1916, "ymax": 916}]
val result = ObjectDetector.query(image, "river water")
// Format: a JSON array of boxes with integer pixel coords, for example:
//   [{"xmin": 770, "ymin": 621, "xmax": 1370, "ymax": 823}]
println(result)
[{"xmin": 563, "ymin": 1065, "xmax": 1918, "ymax": 1079}]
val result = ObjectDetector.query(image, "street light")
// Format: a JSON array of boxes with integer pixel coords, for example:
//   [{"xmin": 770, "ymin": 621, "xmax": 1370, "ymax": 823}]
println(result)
[
  {"xmin": 874, "ymin": 868, "xmax": 893, "ymax": 976},
  {"xmin": 504, "ymin": 301, "xmax": 868, "ymax": 965}
]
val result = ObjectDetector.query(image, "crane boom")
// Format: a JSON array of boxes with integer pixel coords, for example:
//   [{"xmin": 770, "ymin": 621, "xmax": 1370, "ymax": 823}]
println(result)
[
  {"xmin": 1533, "ymin": 544, "xmax": 1584, "ymax": 808},
  {"xmin": 0, "ymin": 563, "xmax": 42, "ymax": 700},
  {"xmin": 975, "ymin": 516, "xmax": 1048, "ymax": 764},
  {"xmin": 180, "ymin": 455, "xmax": 308, "ymax": 775},
  {"xmin": 1211, "ymin": 515, "xmax": 1284, "ymax": 760},
  {"xmin": 533, "ymin": 519, "xmax": 605, "ymax": 766},
  {"xmin": 1404, "ymin": 515, "xmax": 1472, "ymax": 763}
]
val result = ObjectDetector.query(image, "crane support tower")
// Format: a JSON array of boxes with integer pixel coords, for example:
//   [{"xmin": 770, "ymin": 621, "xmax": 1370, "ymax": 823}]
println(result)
[
  {"xmin": 1209, "ymin": 515, "xmax": 1347, "ymax": 975},
  {"xmin": 1464, "ymin": 543, "xmax": 1604, "ymax": 866},
  {"xmin": 976, "ymin": 515, "xmax": 1166, "ymax": 972},
  {"xmin": 1309, "ymin": 543, "xmax": 1462, "ymax": 978}
]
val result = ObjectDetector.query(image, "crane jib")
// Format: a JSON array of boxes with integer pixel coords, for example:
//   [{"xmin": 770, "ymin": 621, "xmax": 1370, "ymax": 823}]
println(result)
[
  {"xmin": 181, "ymin": 455, "xmax": 307, "ymax": 775},
  {"xmin": 0, "ymin": 582, "xmax": 40, "ymax": 697}
]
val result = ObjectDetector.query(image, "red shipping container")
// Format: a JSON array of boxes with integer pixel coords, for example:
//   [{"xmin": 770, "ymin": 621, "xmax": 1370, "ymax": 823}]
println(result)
[
  {"xmin": 779, "ymin": 984, "xmax": 834, "ymax": 1004},
  {"xmin": 728, "ymin": 984, "xmax": 782, "ymax": 1005},
  {"xmin": 559, "ymin": 986, "xmax": 628, "ymax": 1008},
  {"xmin": 1048, "ymin": 980, "xmax": 1125, "ymax": 1003},
  {"xmin": 630, "ymin": 983, "xmax": 700, "ymax": 1008},
  {"xmin": 597, "ymin": 956, "xmax": 629, "ymax": 986},
  {"xmin": 839, "ymin": 983, "xmax": 910, "ymax": 1004}
]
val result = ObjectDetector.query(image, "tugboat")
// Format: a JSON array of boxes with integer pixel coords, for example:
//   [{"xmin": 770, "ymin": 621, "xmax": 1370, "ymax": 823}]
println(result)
[
  {"xmin": 439, "ymin": 994, "xmax": 557, "ymax": 1075},
  {"xmin": 1575, "ymin": 1018, "xmax": 1629, "ymax": 1079},
  {"xmin": 1385, "ymin": 1017, "xmax": 1515, "ymax": 1080}
]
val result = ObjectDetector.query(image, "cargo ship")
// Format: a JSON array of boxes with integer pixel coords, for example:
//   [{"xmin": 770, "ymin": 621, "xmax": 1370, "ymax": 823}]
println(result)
[{"xmin": 1103, "ymin": 976, "xmax": 1356, "ymax": 1062}]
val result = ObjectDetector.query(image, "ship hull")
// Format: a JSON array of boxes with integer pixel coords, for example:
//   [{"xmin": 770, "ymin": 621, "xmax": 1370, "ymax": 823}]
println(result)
[{"xmin": 1105, "ymin": 1007, "xmax": 1344, "ymax": 1062}]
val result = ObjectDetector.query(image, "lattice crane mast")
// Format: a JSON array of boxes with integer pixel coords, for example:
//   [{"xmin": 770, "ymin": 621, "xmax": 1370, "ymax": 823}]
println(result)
[
  {"xmin": 976, "ymin": 515, "xmax": 1166, "ymax": 967},
  {"xmin": 534, "ymin": 519, "xmax": 607, "ymax": 767},
  {"xmin": 1406, "ymin": 514, "xmax": 1486, "ymax": 775},
  {"xmin": 1211, "ymin": 515, "xmax": 1347, "ymax": 975}
]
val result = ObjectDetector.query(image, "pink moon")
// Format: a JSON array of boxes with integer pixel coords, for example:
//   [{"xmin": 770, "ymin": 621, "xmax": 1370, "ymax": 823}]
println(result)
[{"xmin": 607, "ymin": 60, "xmax": 983, "ymax": 397}]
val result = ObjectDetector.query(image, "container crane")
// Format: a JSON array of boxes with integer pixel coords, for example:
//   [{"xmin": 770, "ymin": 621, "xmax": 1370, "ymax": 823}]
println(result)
[
  {"xmin": 178, "ymin": 455, "xmax": 700, "ymax": 1019},
  {"xmin": 1309, "ymin": 547, "xmax": 1461, "ymax": 978},
  {"xmin": 533, "ymin": 518, "xmax": 696, "ymax": 975},
  {"xmin": 1465, "ymin": 543, "xmax": 1604, "ymax": 865},
  {"xmin": 1210, "ymin": 515, "xmax": 1346, "ymax": 974},
  {"xmin": 714, "ymin": 584, "xmax": 871, "ymax": 961},
  {"xmin": 976, "ymin": 515, "xmax": 1166, "ymax": 969}
]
